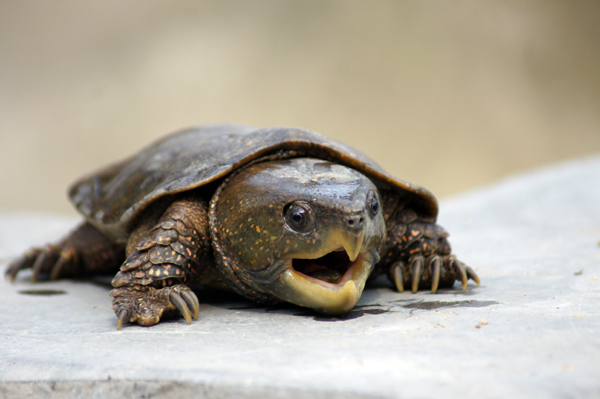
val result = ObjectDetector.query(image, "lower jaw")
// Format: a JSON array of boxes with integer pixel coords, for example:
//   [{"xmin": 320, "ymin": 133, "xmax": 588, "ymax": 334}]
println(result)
[{"xmin": 260, "ymin": 251, "xmax": 377, "ymax": 315}]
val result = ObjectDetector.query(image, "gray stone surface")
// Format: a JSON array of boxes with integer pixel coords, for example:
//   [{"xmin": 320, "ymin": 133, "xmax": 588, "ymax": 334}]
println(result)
[{"xmin": 1, "ymin": 156, "xmax": 599, "ymax": 399}]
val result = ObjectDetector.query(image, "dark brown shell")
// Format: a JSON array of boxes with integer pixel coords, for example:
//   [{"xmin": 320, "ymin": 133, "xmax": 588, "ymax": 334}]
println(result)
[{"xmin": 70, "ymin": 124, "xmax": 438, "ymax": 241}]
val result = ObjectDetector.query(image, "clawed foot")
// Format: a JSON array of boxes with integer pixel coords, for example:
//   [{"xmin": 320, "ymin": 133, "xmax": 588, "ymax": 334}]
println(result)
[
  {"xmin": 389, "ymin": 255, "xmax": 479, "ymax": 294},
  {"xmin": 110, "ymin": 284, "xmax": 200, "ymax": 329},
  {"xmin": 5, "ymin": 244, "xmax": 77, "ymax": 283}
]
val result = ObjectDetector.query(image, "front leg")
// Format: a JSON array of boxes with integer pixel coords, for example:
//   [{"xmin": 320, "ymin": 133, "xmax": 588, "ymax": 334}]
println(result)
[
  {"xmin": 110, "ymin": 195, "xmax": 215, "ymax": 329},
  {"xmin": 380, "ymin": 196, "xmax": 479, "ymax": 293}
]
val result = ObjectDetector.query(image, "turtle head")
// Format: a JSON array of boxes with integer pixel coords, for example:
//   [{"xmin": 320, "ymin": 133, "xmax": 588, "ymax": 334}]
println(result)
[{"xmin": 212, "ymin": 158, "xmax": 386, "ymax": 314}]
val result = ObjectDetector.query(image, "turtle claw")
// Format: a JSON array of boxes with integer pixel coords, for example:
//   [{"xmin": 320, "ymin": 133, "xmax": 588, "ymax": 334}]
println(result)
[
  {"xmin": 170, "ymin": 292, "xmax": 192, "ymax": 324},
  {"xmin": 110, "ymin": 284, "xmax": 199, "ymax": 328},
  {"xmin": 429, "ymin": 256, "xmax": 441, "ymax": 294},
  {"xmin": 391, "ymin": 261, "xmax": 404, "ymax": 293},
  {"xmin": 451, "ymin": 258, "xmax": 469, "ymax": 291},
  {"xmin": 117, "ymin": 309, "xmax": 129, "ymax": 330},
  {"xmin": 31, "ymin": 251, "xmax": 49, "ymax": 283},
  {"xmin": 181, "ymin": 290, "xmax": 200, "ymax": 320},
  {"xmin": 411, "ymin": 257, "xmax": 424, "ymax": 293},
  {"xmin": 466, "ymin": 265, "xmax": 480, "ymax": 286},
  {"xmin": 5, "ymin": 248, "xmax": 40, "ymax": 282},
  {"xmin": 49, "ymin": 254, "xmax": 69, "ymax": 280}
]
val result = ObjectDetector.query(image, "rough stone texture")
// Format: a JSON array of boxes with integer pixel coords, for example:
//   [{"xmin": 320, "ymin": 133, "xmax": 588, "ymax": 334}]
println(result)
[{"xmin": 1, "ymin": 156, "xmax": 599, "ymax": 399}]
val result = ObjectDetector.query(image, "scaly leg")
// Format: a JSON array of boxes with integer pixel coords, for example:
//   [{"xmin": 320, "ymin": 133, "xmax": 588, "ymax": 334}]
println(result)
[
  {"xmin": 380, "ymin": 193, "xmax": 479, "ymax": 293},
  {"xmin": 110, "ymin": 195, "xmax": 214, "ymax": 329},
  {"xmin": 5, "ymin": 222, "xmax": 124, "ymax": 282}
]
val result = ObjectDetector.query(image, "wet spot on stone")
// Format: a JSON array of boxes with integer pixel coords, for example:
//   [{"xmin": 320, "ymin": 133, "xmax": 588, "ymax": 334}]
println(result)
[
  {"xmin": 293, "ymin": 306, "xmax": 389, "ymax": 321},
  {"xmin": 19, "ymin": 289, "xmax": 67, "ymax": 296},
  {"xmin": 314, "ymin": 308, "xmax": 389, "ymax": 321},
  {"xmin": 401, "ymin": 300, "xmax": 498, "ymax": 310}
]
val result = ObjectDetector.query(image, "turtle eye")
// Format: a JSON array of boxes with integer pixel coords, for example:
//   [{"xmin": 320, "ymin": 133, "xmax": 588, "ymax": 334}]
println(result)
[
  {"xmin": 284, "ymin": 201, "xmax": 314, "ymax": 233},
  {"xmin": 367, "ymin": 192, "xmax": 379, "ymax": 217}
]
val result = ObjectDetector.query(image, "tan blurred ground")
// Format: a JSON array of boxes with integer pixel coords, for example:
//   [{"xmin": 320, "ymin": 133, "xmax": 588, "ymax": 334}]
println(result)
[{"xmin": 1, "ymin": 1, "xmax": 599, "ymax": 216}]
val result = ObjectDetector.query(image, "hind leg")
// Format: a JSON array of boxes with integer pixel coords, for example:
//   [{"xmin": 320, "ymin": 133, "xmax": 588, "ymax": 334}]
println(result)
[{"xmin": 5, "ymin": 222, "xmax": 125, "ymax": 282}]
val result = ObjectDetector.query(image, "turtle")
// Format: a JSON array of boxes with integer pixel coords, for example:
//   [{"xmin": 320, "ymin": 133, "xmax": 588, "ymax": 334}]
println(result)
[{"xmin": 5, "ymin": 124, "xmax": 479, "ymax": 328}]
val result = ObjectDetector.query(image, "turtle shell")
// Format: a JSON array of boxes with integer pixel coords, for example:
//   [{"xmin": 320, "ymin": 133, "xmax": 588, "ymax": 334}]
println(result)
[{"xmin": 69, "ymin": 124, "xmax": 438, "ymax": 241}]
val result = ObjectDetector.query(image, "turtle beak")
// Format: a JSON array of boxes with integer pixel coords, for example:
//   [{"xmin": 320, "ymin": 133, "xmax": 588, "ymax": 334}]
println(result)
[{"xmin": 343, "ymin": 229, "xmax": 365, "ymax": 262}]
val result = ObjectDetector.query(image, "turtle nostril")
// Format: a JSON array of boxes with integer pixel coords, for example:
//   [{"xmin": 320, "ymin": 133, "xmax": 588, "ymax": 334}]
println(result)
[{"xmin": 345, "ymin": 214, "xmax": 364, "ymax": 228}]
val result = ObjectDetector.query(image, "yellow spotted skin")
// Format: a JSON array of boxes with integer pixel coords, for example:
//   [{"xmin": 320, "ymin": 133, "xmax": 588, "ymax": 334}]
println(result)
[
  {"xmin": 109, "ymin": 195, "xmax": 221, "ymax": 326},
  {"xmin": 213, "ymin": 193, "xmax": 281, "ymax": 271}
]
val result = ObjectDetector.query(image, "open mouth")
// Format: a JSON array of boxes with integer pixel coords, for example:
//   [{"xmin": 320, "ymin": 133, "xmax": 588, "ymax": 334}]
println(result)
[
  {"xmin": 292, "ymin": 249, "xmax": 350, "ymax": 285},
  {"xmin": 287, "ymin": 249, "xmax": 374, "ymax": 293},
  {"xmin": 248, "ymin": 227, "xmax": 382, "ymax": 315},
  {"xmin": 260, "ymin": 248, "xmax": 378, "ymax": 315}
]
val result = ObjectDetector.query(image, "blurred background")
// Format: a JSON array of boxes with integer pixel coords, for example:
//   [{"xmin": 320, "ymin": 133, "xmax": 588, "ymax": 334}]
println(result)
[{"xmin": 1, "ymin": 1, "xmax": 599, "ymax": 217}]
